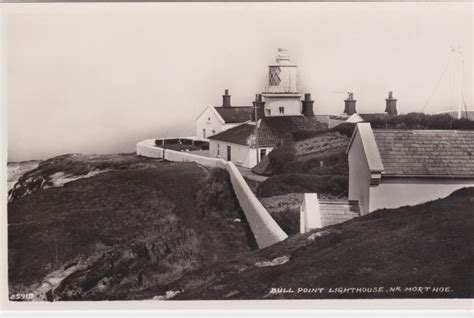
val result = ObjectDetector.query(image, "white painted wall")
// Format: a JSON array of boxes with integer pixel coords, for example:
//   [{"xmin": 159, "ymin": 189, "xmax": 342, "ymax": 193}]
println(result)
[
  {"xmin": 195, "ymin": 106, "xmax": 223, "ymax": 140},
  {"xmin": 369, "ymin": 178, "xmax": 474, "ymax": 212},
  {"xmin": 300, "ymin": 193, "xmax": 322, "ymax": 233},
  {"xmin": 136, "ymin": 139, "xmax": 164, "ymax": 158},
  {"xmin": 348, "ymin": 132, "xmax": 371, "ymax": 215},
  {"xmin": 196, "ymin": 106, "xmax": 246, "ymax": 140},
  {"xmin": 209, "ymin": 140, "xmax": 273, "ymax": 168},
  {"xmin": 262, "ymin": 95, "xmax": 302, "ymax": 116}
]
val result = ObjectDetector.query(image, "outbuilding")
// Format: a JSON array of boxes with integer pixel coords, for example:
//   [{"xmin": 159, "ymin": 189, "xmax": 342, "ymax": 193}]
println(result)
[{"xmin": 347, "ymin": 122, "xmax": 474, "ymax": 215}]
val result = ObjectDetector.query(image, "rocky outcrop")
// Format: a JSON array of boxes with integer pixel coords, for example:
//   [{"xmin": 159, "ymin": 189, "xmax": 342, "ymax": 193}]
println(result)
[{"xmin": 8, "ymin": 153, "xmax": 164, "ymax": 202}]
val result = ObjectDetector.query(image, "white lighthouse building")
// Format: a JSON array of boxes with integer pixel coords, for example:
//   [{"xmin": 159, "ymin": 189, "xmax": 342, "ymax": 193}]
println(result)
[{"xmin": 261, "ymin": 48, "xmax": 303, "ymax": 116}]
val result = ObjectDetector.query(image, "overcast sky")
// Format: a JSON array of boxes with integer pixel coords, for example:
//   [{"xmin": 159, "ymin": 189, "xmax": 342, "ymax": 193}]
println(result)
[{"xmin": 5, "ymin": 2, "xmax": 472, "ymax": 161}]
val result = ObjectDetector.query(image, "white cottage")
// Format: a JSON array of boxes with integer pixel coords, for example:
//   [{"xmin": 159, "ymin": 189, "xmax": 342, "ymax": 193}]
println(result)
[
  {"xmin": 195, "ymin": 89, "xmax": 253, "ymax": 140},
  {"xmin": 208, "ymin": 96, "xmax": 325, "ymax": 168},
  {"xmin": 347, "ymin": 122, "xmax": 474, "ymax": 215}
]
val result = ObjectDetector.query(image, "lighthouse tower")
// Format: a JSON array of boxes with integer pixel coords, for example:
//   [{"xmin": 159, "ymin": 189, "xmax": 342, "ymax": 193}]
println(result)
[{"xmin": 262, "ymin": 48, "xmax": 303, "ymax": 116}]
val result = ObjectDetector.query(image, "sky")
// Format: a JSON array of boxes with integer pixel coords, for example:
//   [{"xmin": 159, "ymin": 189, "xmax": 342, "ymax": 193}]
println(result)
[{"xmin": 4, "ymin": 2, "xmax": 473, "ymax": 161}]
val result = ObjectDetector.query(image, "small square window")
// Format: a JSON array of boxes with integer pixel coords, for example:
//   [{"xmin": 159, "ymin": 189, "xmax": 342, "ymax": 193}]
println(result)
[
  {"xmin": 279, "ymin": 107, "xmax": 285, "ymax": 114},
  {"xmin": 265, "ymin": 109, "xmax": 271, "ymax": 116}
]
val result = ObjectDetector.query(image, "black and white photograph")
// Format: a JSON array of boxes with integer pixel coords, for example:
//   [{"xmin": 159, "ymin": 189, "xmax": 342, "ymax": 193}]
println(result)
[{"xmin": 1, "ymin": 0, "xmax": 473, "ymax": 310}]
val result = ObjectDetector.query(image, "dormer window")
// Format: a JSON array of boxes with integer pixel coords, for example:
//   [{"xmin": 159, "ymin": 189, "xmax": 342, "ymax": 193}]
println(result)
[
  {"xmin": 279, "ymin": 107, "xmax": 285, "ymax": 114},
  {"xmin": 266, "ymin": 109, "xmax": 271, "ymax": 116}
]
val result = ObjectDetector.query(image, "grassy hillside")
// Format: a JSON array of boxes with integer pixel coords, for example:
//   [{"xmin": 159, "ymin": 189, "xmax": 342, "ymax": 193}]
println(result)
[
  {"xmin": 170, "ymin": 187, "xmax": 474, "ymax": 300},
  {"xmin": 8, "ymin": 157, "xmax": 256, "ymax": 301}
]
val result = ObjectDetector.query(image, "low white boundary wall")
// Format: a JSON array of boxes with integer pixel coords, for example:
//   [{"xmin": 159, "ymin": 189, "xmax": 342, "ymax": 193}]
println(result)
[
  {"xmin": 136, "ymin": 139, "xmax": 164, "ymax": 158},
  {"xmin": 136, "ymin": 140, "xmax": 288, "ymax": 248}
]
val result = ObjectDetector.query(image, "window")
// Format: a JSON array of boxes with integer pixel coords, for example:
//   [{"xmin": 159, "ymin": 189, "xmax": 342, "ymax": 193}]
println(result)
[
  {"xmin": 203, "ymin": 129, "xmax": 206, "ymax": 138},
  {"xmin": 212, "ymin": 130, "xmax": 216, "ymax": 135},
  {"xmin": 266, "ymin": 109, "xmax": 271, "ymax": 116},
  {"xmin": 217, "ymin": 144, "xmax": 220, "ymax": 156},
  {"xmin": 260, "ymin": 149, "xmax": 267, "ymax": 161},
  {"xmin": 227, "ymin": 146, "xmax": 231, "ymax": 161},
  {"xmin": 279, "ymin": 107, "xmax": 285, "ymax": 114},
  {"xmin": 208, "ymin": 117, "xmax": 211, "ymax": 121}
]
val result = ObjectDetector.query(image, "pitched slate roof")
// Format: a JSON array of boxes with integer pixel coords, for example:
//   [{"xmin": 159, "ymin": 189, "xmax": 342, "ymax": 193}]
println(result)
[
  {"xmin": 208, "ymin": 124, "xmax": 256, "ymax": 146},
  {"xmin": 209, "ymin": 116, "xmax": 327, "ymax": 147},
  {"xmin": 214, "ymin": 107, "xmax": 253, "ymax": 123},
  {"xmin": 373, "ymin": 129, "xmax": 474, "ymax": 177}
]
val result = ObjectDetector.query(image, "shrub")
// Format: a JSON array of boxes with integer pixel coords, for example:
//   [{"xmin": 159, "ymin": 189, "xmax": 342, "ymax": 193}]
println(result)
[
  {"xmin": 278, "ymin": 151, "xmax": 349, "ymax": 176},
  {"xmin": 180, "ymin": 139, "xmax": 193, "ymax": 145},
  {"xmin": 367, "ymin": 113, "xmax": 474, "ymax": 130},
  {"xmin": 257, "ymin": 173, "xmax": 348, "ymax": 198},
  {"xmin": 163, "ymin": 138, "xmax": 181, "ymax": 145},
  {"xmin": 193, "ymin": 140, "xmax": 210, "ymax": 150},
  {"xmin": 268, "ymin": 139, "xmax": 296, "ymax": 174},
  {"xmin": 195, "ymin": 168, "xmax": 239, "ymax": 218},
  {"xmin": 155, "ymin": 139, "xmax": 164, "ymax": 146},
  {"xmin": 291, "ymin": 123, "xmax": 356, "ymax": 142},
  {"xmin": 270, "ymin": 207, "xmax": 300, "ymax": 235}
]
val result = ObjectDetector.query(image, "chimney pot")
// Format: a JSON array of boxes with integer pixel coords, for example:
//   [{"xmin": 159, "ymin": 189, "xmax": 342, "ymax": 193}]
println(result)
[
  {"xmin": 222, "ymin": 89, "xmax": 231, "ymax": 108},
  {"xmin": 344, "ymin": 93, "xmax": 357, "ymax": 115},
  {"xmin": 302, "ymin": 92, "xmax": 315, "ymax": 117},
  {"xmin": 252, "ymin": 94, "xmax": 266, "ymax": 121}
]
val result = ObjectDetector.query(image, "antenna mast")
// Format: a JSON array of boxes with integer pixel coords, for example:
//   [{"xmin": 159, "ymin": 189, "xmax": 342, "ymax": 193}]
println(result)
[{"xmin": 453, "ymin": 45, "xmax": 464, "ymax": 120}]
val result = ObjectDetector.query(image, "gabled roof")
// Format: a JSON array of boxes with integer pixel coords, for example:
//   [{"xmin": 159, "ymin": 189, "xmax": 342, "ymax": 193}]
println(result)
[
  {"xmin": 214, "ymin": 107, "xmax": 253, "ymax": 123},
  {"xmin": 208, "ymin": 123, "xmax": 255, "ymax": 146},
  {"xmin": 208, "ymin": 116, "xmax": 327, "ymax": 147},
  {"xmin": 373, "ymin": 129, "xmax": 474, "ymax": 177},
  {"xmin": 207, "ymin": 122, "xmax": 280, "ymax": 147}
]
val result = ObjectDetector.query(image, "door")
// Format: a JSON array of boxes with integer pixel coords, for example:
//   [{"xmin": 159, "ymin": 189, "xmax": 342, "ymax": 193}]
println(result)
[{"xmin": 227, "ymin": 146, "xmax": 231, "ymax": 161}]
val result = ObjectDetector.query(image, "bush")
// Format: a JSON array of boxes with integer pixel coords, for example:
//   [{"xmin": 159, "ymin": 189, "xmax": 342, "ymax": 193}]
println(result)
[
  {"xmin": 155, "ymin": 139, "xmax": 164, "ymax": 146},
  {"xmin": 367, "ymin": 113, "xmax": 474, "ymax": 130},
  {"xmin": 258, "ymin": 173, "xmax": 348, "ymax": 198},
  {"xmin": 195, "ymin": 168, "xmax": 239, "ymax": 218},
  {"xmin": 193, "ymin": 140, "xmax": 209, "ymax": 150},
  {"xmin": 163, "ymin": 138, "xmax": 180, "ymax": 145},
  {"xmin": 270, "ymin": 208, "xmax": 300, "ymax": 235},
  {"xmin": 291, "ymin": 123, "xmax": 356, "ymax": 142},
  {"xmin": 268, "ymin": 139, "xmax": 296, "ymax": 174},
  {"xmin": 281, "ymin": 152, "xmax": 349, "ymax": 175},
  {"xmin": 181, "ymin": 139, "xmax": 193, "ymax": 145}
]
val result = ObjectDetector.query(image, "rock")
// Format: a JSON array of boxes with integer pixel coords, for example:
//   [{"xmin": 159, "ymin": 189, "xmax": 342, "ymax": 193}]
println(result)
[
  {"xmin": 224, "ymin": 290, "xmax": 240, "ymax": 298},
  {"xmin": 308, "ymin": 230, "xmax": 330, "ymax": 241},
  {"xmin": 153, "ymin": 290, "xmax": 181, "ymax": 300},
  {"xmin": 255, "ymin": 255, "xmax": 290, "ymax": 268}
]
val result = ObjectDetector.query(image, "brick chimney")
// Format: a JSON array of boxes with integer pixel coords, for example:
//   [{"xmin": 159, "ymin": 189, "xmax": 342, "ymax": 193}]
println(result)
[
  {"xmin": 301, "ymin": 93, "xmax": 315, "ymax": 117},
  {"xmin": 222, "ymin": 89, "xmax": 231, "ymax": 108},
  {"xmin": 343, "ymin": 92, "xmax": 357, "ymax": 115},
  {"xmin": 385, "ymin": 91, "xmax": 398, "ymax": 116},
  {"xmin": 251, "ymin": 94, "xmax": 265, "ymax": 122}
]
